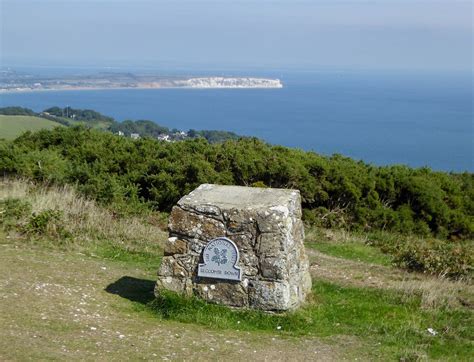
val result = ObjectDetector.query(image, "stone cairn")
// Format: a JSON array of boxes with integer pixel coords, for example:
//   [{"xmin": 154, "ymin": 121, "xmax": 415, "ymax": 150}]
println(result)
[{"xmin": 155, "ymin": 184, "xmax": 312, "ymax": 311}]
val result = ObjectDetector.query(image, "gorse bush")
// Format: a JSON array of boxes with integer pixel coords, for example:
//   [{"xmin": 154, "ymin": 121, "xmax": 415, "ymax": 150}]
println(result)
[
  {"xmin": 392, "ymin": 240, "xmax": 473, "ymax": 279},
  {"xmin": 25, "ymin": 209, "xmax": 65, "ymax": 236},
  {"xmin": 1, "ymin": 126, "xmax": 472, "ymax": 239},
  {"xmin": 0, "ymin": 198, "xmax": 68, "ymax": 238},
  {"xmin": 0, "ymin": 198, "xmax": 32, "ymax": 230},
  {"xmin": 0, "ymin": 198, "xmax": 32, "ymax": 220},
  {"xmin": 366, "ymin": 232, "xmax": 473, "ymax": 279}
]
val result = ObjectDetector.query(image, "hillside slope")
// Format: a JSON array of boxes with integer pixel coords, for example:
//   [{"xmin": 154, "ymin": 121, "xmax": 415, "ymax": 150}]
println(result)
[{"xmin": 0, "ymin": 115, "xmax": 63, "ymax": 140}]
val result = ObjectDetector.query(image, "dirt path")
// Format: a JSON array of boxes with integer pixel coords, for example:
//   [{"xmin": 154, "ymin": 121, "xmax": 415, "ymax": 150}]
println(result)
[
  {"xmin": 307, "ymin": 248, "xmax": 473, "ymax": 308},
  {"xmin": 0, "ymin": 243, "xmax": 361, "ymax": 361}
]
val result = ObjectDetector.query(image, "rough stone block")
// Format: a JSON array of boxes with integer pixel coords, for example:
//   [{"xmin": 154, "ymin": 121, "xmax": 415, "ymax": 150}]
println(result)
[
  {"xmin": 163, "ymin": 236, "xmax": 188, "ymax": 256},
  {"xmin": 155, "ymin": 276, "xmax": 193, "ymax": 296},
  {"xmin": 168, "ymin": 205, "xmax": 226, "ymax": 240},
  {"xmin": 155, "ymin": 184, "xmax": 312, "ymax": 311},
  {"xmin": 260, "ymin": 256, "xmax": 287, "ymax": 280},
  {"xmin": 248, "ymin": 280, "xmax": 291, "ymax": 310},
  {"xmin": 194, "ymin": 280, "xmax": 249, "ymax": 307}
]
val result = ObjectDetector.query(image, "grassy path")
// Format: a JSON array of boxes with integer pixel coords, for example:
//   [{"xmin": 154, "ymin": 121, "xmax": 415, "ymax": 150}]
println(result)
[
  {"xmin": 0, "ymin": 243, "xmax": 355, "ymax": 361},
  {"xmin": 306, "ymin": 248, "xmax": 473, "ymax": 309}
]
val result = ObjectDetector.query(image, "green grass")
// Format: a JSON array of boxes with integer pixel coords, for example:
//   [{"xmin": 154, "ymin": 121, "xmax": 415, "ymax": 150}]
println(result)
[
  {"xmin": 149, "ymin": 281, "xmax": 473, "ymax": 360},
  {"xmin": 0, "ymin": 115, "xmax": 64, "ymax": 140},
  {"xmin": 90, "ymin": 240, "xmax": 163, "ymax": 272},
  {"xmin": 306, "ymin": 240, "xmax": 393, "ymax": 266},
  {"xmin": 305, "ymin": 228, "xmax": 393, "ymax": 266}
]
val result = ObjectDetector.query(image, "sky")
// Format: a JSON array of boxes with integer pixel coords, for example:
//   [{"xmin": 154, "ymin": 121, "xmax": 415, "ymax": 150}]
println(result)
[{"xmin": 0, "ymin": 0, "xmax": 472, "ymax": 72}]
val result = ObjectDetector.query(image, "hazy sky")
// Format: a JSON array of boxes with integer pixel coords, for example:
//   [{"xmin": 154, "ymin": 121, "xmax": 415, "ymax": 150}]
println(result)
[{"xmin": 1, "ymin": 0, "xmax": 472, "ymax": 71}]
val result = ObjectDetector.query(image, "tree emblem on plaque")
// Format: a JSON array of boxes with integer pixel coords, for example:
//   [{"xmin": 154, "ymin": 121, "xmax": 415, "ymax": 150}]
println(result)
[
  {"xmin": 198, "ymin": 237, "xmax": 242, "ymax": 281},
  {"xmin": 211, "ymin": 248, "xmax": 228, "ymax": 266}
]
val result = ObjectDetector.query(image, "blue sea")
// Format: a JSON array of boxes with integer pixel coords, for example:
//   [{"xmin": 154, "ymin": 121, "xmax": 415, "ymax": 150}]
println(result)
[{"xmin": 1, "ymin": 69, "xmax": 472, "ymax": 172}]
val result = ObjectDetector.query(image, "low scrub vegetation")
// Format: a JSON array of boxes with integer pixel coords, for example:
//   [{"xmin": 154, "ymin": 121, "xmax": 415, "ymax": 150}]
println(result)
[
  {"xmin": 366, "ymin": 232, "xmax": 473, "ymax": 279},
  {"xmin": 1, "ymin": 126, "xmax": 472, "ymax": 241}
]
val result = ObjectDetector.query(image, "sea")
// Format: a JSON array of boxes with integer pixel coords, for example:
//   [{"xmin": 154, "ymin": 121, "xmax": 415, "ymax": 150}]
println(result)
[{"xmin": 1, "ymin": 69, "xmax": 472, "ymax": 172}]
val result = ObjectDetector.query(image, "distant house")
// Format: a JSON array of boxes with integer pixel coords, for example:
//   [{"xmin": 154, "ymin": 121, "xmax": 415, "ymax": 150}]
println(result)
[
  {"xmin": 130, "ymin": 133, "xmax": 140, "ymax": 139},
  {"xmin": 171, "ymin": 131, "xmax": 187, "ymax": 140},
  {"xmin": 157, "ymin": 134, "xmax": 170, "ymax": 142},
  {"xmin": 117, "ymin": 131, "xmax": 124, "ymax": 136}
]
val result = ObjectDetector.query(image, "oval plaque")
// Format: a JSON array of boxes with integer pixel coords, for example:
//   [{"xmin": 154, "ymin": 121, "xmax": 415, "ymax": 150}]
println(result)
[{"xmin": 198, "ymin": 237, "xmax": 242, "ymax": 281}]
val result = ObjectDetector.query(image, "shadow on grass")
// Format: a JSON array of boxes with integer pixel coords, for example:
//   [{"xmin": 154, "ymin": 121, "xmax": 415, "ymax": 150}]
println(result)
[{"xmin": 105, "ymin": 276, "xmax": 156, "ymax": 304}]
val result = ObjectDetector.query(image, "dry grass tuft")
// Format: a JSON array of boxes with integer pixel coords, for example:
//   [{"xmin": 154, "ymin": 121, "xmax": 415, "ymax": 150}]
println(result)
[
  {"xmin": 397, "ymin": 277, "xmax": 471, "ymax": 309},
  {"xmin": 306, "ymin": 227, "xmax": 369, "ymax": 245},
  {"xmin": 0, "ymin": 178, "xmax": 167, "ymax": 255}
]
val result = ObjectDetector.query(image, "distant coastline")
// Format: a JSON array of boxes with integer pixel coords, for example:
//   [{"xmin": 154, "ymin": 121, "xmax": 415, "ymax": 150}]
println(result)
[
  {"xmin": 0, "ymin": 71, "xmax": 283, "ymax": 93},
  {"xmin": 2, "ymin": 70, "xmax": 471, "ymax": 172}
]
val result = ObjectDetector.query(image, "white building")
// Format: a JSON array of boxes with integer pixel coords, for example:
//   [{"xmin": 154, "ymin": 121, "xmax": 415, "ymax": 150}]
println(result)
[
  {"xmin": 130, "ymin": 133, "xmax": 140, "ymax": 140},
  {"xmin": 157, "ymin": 134, "xmax": 170, "ymax": 142}
]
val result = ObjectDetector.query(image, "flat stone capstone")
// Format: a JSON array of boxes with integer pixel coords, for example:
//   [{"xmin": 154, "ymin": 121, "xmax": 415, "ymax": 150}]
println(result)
[{"xmin": 155, "ymin": 184, "xmax": 312, "ymax": 311}]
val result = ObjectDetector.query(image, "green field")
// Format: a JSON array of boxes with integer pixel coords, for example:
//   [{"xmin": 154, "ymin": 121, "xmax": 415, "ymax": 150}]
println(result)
[{"xmin": 0, "ymin": 115, "xmax": 63, "ymax": 140}]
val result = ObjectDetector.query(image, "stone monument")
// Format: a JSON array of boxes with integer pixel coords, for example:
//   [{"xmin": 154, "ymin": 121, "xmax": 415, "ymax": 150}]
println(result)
[{"xmin": 155, "ymin": 184, "xmax": 311, "ymax": 311}]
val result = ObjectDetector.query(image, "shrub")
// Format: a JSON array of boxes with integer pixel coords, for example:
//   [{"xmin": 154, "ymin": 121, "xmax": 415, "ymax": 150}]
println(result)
[
  {"xmin": 1, "ymin": 126, "xmax": 472, "ymax": 239},
  {"xmin": 367, "ymin": 233, "xmax": 473, "ymax": 279},
  {"xmin": 392, "ymin": 240, "xmax": 473, "ymax": 279},
  {"xmin": 24, "ymin": 209, "xmax": 69, "ymax": 238},
  {"xmin": 0, "ymin": 198, "xmax": 32, "ymax": 229},
  {"xmin": 0, "ymin": 198, "xmax": 32, "ymax": 220}
]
